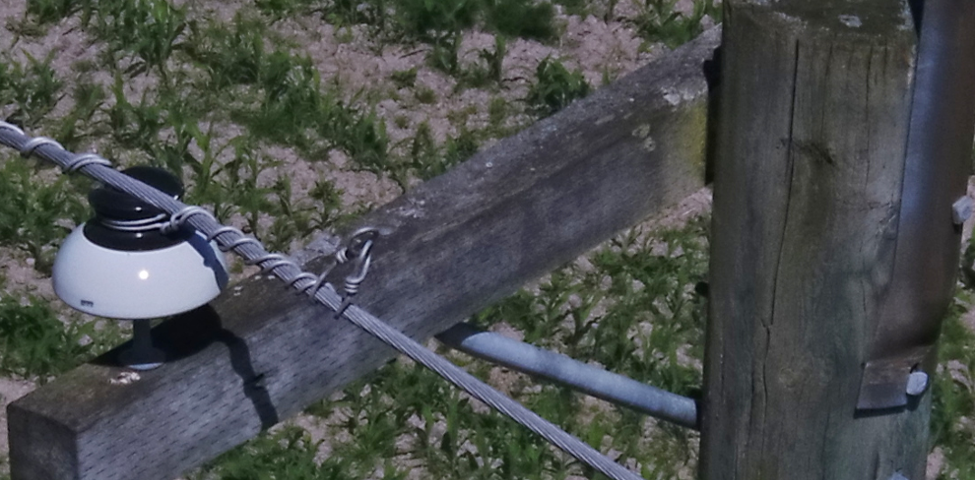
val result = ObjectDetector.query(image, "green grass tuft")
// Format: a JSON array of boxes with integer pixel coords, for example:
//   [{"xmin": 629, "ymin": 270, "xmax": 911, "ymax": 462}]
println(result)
[
  {"xmin": 90, "ymin": 0, "xmax": 189, "ymax": 76},
  {"xmin": 932, "ymin": 287, "xmax": 975, "ymax": 480},
  {"xmin": 632, "ymin": 0, "xmax": 720, "ymax": 50},
  {"xmin": 24, "ymin": 0, "xmax": 81, "ymax": 25},
  {"xmin": 0, "ymin": 160, "xmax": 88, "ymax": 273},
  {"xmin": 390, "ymin": 67, "xmax": 418, "ymax": 89},
  {"xmin": 483, "ymin": 0, "xmax": 558, "ymax": 41},
  {"xmin": 525, "ymin": 56, "xmax": 590, "ymax": 116},
  {"xmin": 0, "ymin": 295, "xmax": 126, "ymax": 382},
  {"xmin": 0, "ymin": 53, "xmax": 64, "ymax": 129},
  {"xmin": 193, "ymin": 425, "xmax": 351, "ymax": 480},
  {"xmin": 396, "ymin": 0, "xmax": 480, "ymax": 43},
  {"xmin": 455, "ymin": 35, "xmax": 507, "ymax": 90},
  {"xmin": 185, "ymin": 14, "xmax": 269, "ymax": 91}
]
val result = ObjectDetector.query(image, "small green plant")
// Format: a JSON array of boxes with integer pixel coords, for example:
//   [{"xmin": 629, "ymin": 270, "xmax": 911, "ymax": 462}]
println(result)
[
  {"xmin": 207, "ymin": 45, "xmax": 390, "ymax": 166},
  {"xmin": 428, "ymin": 33, "xmax": 463, "ymax": 75},
  {"xmin": 53, "ymin": 80, "xmax": 106, "ymax": 151},
  {"xmin": 241, "ymin": 52, "xmax": 324, "ymax": 149},
  {"xmin": 193, "ymin": 425, "xmax": 350, "ymax": 480},
  {"xmin": 396, "ymin": 0, "xmax": 479, "ymax": 43},
  {"xmin": 488, "ymin": 96, "xmax": 507, "ymax": 123},
  {"xmin": 414, "ymin": 85, "xmax": 437, "ymax": 104},
  {"xmin": 104, "ymin": 74, "xmax": 166, "ymax": 154},
  {"xmin": 89, "ymin": 0, "xmax": 189, "ymax": 76},
  {"xmin": 632, "ymin": 0, "xmax": 720, "ymax": 49},
  {"xmin": 0, "ymin": 160, "xmax": 88, "ymax": 273},
  {"xmin": 406, "ymin": 121, "xmax": 438, "ymax": 179},
  {"xmin": 931, "ymin": 288, "xmax": 975, "ymax": 480},
  {"xmin": 185, "ymin": 14, "xmax": 269, "ymax": 91},
  {"xmin": 525, "ymin": 56, "xmax": 590, "ymax": 116},
  {"xmin": 318, "ymin": 0, "xmax": 391, "ymax": 38},
  {"xmin": 390, "ymin": 67, "xmax": 418, "ymax": 89},
  {"xmin": 327, "ymin": 104, "xmax": 390, "ymax": 175},
  {"xmin": 483, "ymin": 0, "xmax": 558, "ymax": 41},
  {"xmin": 0, "ymin": 295, "xmax": 125, "ymax": 382},
  {"xmin": 478, "ymin": 35, "xmax": 507, "ymax": 86},
  {"xmin": 457, "ymin": 35, "xmax": 507, "ymax": 89},
  {"xmin": 373, "ymin": 121, "xmax": 481, "ymax": 189},
  {"xmin": 221, "ymin": 141, "xmax": 278, "ymax": 238},
  {"xmin": 24, "ymin": 0, "xmax": 86, "ymax": 26},
  {"xmin": 264, "ymin": 175, "xmax": 345, "ymax": 251},
  {"xmin": 306, "ymin": 179, "xmax": 345, "ymax": 230},
  {"xmin": 0, "ymin": 53, "xmax": 64, "ymax": 129}
]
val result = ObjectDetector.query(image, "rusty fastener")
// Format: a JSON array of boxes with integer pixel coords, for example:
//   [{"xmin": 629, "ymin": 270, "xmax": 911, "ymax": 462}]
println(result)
[
  {"xmin": 906, "ymin": 371, "xmax": 929, "ymax": 396},
  {"xmin": 952, "ymin": 196, "xmax": 973, "ymax": 225}
]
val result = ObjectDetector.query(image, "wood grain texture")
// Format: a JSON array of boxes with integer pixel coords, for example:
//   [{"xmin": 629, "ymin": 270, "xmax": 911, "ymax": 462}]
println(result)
[
  {"xmin": 8, "ymin": 28, "xmax": 720, "ymax": 480},
  {"xmin": 700, "ymin": 1, "xmax": 928, "ymax": 479}
]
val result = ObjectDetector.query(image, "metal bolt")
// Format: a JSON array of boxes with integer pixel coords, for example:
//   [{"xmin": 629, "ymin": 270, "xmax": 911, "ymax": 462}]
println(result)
[
  {"xmin": 906, "ymin": 371, "xmax": 929, "ymax": 396},
  {"xmin": 952, "ymin": 196, "xmax": 973, "ymax": 225}
]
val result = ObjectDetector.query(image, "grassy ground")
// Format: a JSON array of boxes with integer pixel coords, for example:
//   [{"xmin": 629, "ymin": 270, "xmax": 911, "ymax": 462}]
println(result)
[{"xmin": 0, "ymin": 0, "xmax": 972, "ymax": 479}]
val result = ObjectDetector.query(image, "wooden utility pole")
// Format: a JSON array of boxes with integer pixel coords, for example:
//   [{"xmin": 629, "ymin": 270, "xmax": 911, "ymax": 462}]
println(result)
[{"xmin": 702, "ymin": 0, "xmax": 972, "ymax": 479}]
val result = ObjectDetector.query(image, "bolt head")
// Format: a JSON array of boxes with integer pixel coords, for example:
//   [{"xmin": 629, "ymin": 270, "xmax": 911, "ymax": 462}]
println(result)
[
  {"xmin": 952, "ymin": 196, "xmax": 973, "ymax": 225},
  {"xmin": 906, "ymin": 371, "xmax": 929, "ymax": 396}
]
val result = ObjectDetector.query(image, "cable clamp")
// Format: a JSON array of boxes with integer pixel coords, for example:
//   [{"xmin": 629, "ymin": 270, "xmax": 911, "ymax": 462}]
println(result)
[
  {"xmin": 64, "ymin": 153, "xmax": 112, "ymax": 173},
  {"xmin": 0, "ymin": 121, "xmax": 26, "ymax": 136}
]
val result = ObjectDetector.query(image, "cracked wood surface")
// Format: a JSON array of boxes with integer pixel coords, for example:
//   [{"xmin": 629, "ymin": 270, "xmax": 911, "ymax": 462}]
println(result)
[{"xmin": 701, "ymin": 1, "xmax": 937, "ymax": 479}]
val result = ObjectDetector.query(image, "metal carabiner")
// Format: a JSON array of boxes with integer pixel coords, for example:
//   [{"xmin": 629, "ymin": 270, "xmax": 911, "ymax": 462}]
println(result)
[
  {"xmin": 338, "ymin": 227, "xmax": 380, "ymax": 264},
  {"xmin": 306, "ymin": 227, "xmax": 381, "ymax": 302},
  {"xmin": 343, "ymin": 238, "xmax": 374, "ymax": 298},
  {"xmin": 333, "ymin": 227, "xmax": 380, "ymax": 318}
]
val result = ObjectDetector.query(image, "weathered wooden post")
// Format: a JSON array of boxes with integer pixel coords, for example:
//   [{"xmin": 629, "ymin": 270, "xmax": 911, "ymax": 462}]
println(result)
[{"xmin": 702, "ymin": 0, "xmax": 973, "ymax": 479}]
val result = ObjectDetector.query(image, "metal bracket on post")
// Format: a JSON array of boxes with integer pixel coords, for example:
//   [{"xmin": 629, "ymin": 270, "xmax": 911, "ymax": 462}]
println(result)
[
  {"xmin": 858, "ymin": 346, "xmax": 935, "ymax": 409},
  {"xmin": 856, "ymin": 0, "xmax": 973, "ymax": 411}
]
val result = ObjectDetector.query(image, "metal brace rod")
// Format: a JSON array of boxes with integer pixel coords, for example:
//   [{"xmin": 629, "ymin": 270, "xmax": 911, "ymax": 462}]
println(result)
[
  {"xmin": 437, "ymin": 323, "xmax": 699, "ymax": 429},
  {"xmin": 856, "ymin": 0, "xmax": 975, "ymax": 410}
]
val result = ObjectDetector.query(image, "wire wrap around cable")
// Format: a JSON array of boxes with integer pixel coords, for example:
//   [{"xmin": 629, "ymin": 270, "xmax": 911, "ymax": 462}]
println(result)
[{"xmin": 0, "ymin": 121, "xmax": 644, "ymax": 480}]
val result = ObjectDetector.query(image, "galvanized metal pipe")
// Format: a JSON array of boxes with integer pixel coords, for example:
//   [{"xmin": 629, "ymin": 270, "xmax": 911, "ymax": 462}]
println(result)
[
  {"xmin": 856, "ymin": 0, "xmax": 975, "ymax": 410},
  {"xmin": 437, "ymin": 322, "xmax": 699, "ymax": 429}
]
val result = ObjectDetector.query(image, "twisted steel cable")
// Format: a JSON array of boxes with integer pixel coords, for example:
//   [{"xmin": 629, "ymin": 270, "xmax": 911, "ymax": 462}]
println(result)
[{"xmin": 0, "ymin": 121, "xmax": 644, "ymax": 480}]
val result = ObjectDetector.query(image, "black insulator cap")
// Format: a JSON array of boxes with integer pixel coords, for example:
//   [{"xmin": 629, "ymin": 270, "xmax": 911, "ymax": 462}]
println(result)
[
  {"xmin": 89, "ymin": 166, "xmax": 183, "ymax": 221},
  {"xmin": 83, "ymin": 166, "xmax": 192, "ymax": 251}
]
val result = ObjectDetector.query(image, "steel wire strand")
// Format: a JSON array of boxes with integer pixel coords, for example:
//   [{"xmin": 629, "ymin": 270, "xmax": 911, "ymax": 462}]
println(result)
[{"xmin": 0, "ymin": 122, "xmax": 643, "ymax": 480}]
